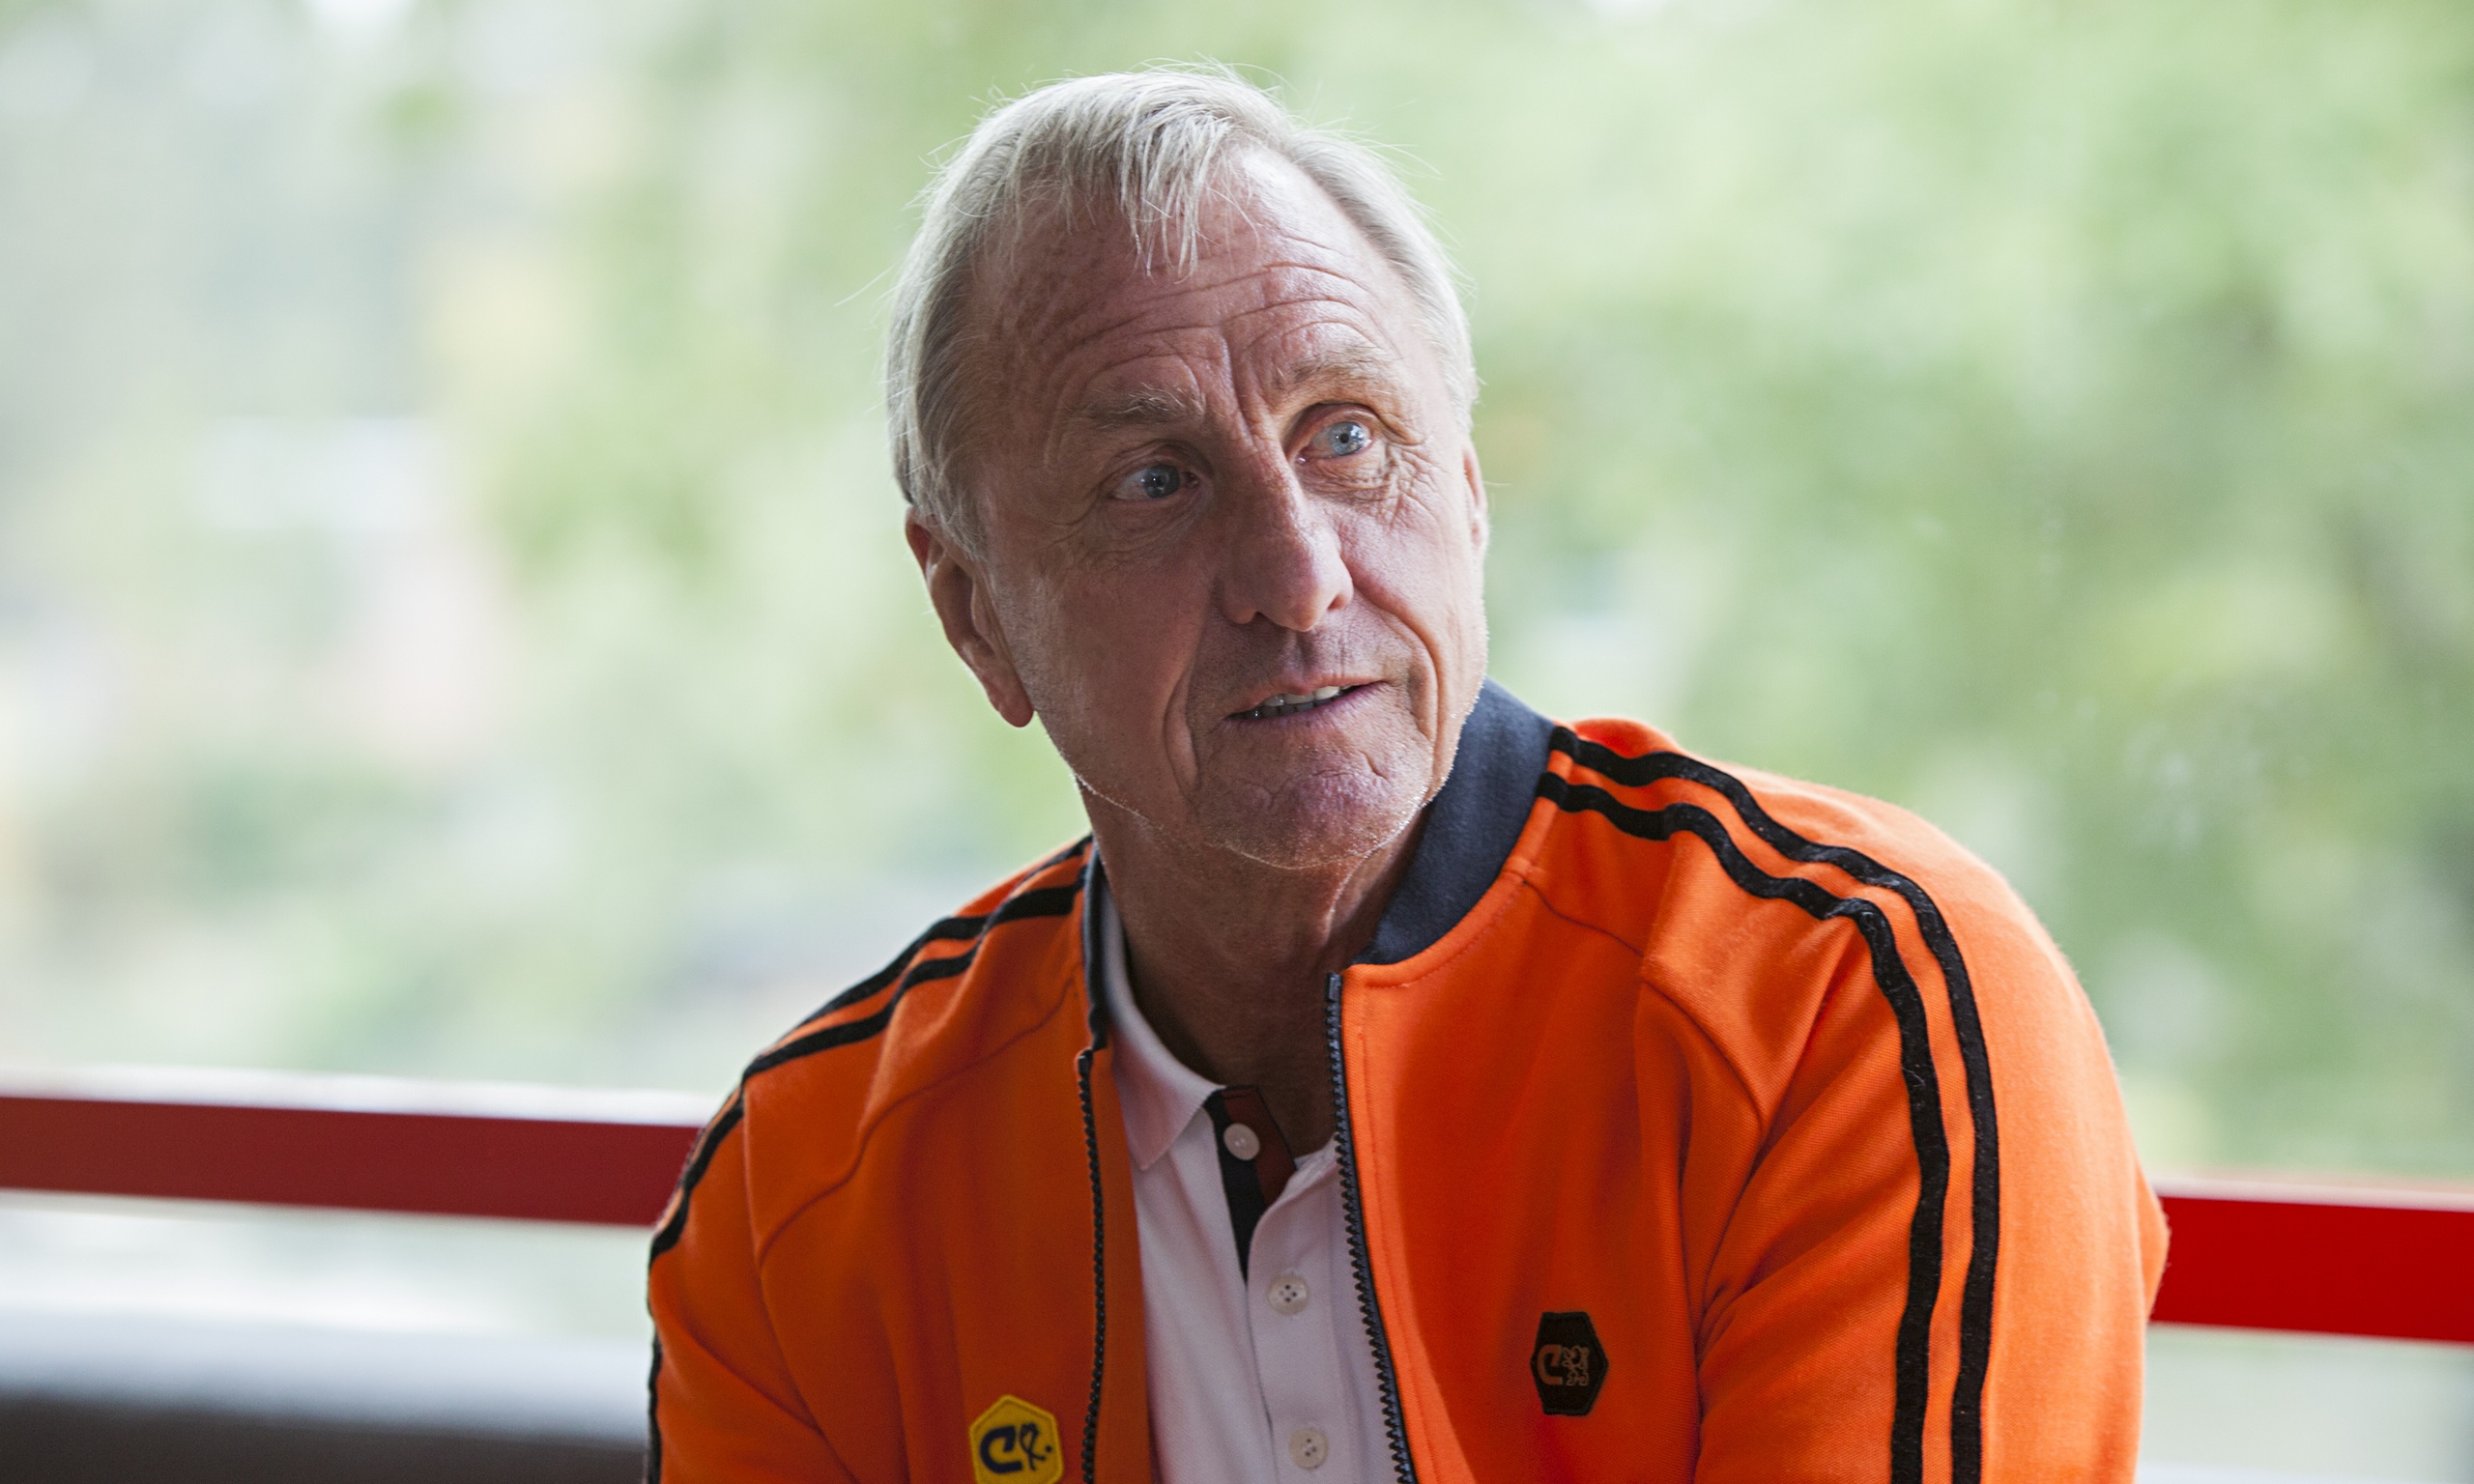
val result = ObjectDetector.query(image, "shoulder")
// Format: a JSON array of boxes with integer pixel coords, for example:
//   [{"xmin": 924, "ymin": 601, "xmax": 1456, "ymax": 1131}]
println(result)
[
  {"xmin": 1535, "ymin": 715, "xmax": 2018, "ymax": 922},
  {"xmin": 1532, "ymin": 717, "xmax": 2078, "ymax": 1105},
  {"xmin": 745, "ymin": 837, "xmax": 1093, "ymax": 1090},
  {"xmin": 1539, "ymin": 718, "xmax": 1989, "ymax": 887},
  {"xmin": 655, "ymin": 839, "xmax": 1095, "ymax": 1253}
]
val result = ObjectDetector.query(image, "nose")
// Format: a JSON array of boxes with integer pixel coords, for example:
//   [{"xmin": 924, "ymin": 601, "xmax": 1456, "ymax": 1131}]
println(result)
[{"xmin": 1214, "ymin": 450, "xmax": 1352, "ymax": 633}]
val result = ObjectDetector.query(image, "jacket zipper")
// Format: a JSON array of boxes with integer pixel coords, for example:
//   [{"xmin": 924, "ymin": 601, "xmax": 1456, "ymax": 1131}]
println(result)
[
  {"xmin": 1328, "ymin": 970, "xmax": 1420, "ymax": 1484},
  {"xmin": 1076, "ymin": 1045, "xmax": 1108, "ymax": 1484}
]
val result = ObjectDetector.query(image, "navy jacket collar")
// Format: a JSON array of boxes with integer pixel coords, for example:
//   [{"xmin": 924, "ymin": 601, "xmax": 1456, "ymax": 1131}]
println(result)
[{"xmin": 1358, "ymin": 678, "xmax": 1554, "ymax": 967}]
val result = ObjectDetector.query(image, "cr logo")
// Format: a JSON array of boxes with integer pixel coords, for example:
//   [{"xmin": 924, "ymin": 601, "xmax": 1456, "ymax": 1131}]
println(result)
[
  {"xmin": 1534, "ymin": 1343, "xmax": 1594, "ymax": 1388},
  {"xmin": 1530, "ymin": 1310, "xmax": 1611, "ymax": 1416},
  {"xmin": 968, "ymin": 1394, "xmax": 1063, "ymax": 1484}
]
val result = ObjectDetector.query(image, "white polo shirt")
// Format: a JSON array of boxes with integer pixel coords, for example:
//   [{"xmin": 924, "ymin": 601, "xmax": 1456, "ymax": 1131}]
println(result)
[{"xmin": 1095, "ymin": 881, "xmax": 1393, "ymax": 1484}]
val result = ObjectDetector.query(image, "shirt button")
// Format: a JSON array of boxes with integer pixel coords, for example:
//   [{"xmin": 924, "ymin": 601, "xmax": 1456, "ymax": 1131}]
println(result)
[
  {"xmin": 1267, "ymin": 1273, "xmax": 1310, "ymax": 1315},
  {"xmin": 1287, "ymin": 1426, "xmax": 1329, "ymax": 1470},
  {"xmin": 1222, "ymin": 1122, "xmax": 1262, "ymax": 1160}
]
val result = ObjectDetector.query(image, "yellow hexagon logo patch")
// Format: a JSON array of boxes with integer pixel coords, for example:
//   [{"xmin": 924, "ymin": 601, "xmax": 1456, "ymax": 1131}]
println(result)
[{"xmin": 968, "ymin": 1394, "xmax": 1063, "ymax": 1484}]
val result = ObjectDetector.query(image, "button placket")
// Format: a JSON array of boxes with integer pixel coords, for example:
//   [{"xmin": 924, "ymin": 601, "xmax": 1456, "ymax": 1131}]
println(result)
[{"xmin": 1246, "ymin": 1154, "xmax": 1362, "ymax": 1479}]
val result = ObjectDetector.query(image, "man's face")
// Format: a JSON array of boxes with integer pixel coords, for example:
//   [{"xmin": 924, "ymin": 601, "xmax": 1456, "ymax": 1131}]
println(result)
[{"xmin": 912, "ymin": 153, "xmax": 1489, "ymax": 871}]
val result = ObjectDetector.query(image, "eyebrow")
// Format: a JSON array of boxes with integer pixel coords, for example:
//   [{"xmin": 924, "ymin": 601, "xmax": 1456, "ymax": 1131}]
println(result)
[
  {"xmin": 1072, "ymin": 386, "xmax": 1209, "ymax": 429},
  {"xmin": 1263, "ymin": 342, "xmax": 1408, "ymax": 403}
]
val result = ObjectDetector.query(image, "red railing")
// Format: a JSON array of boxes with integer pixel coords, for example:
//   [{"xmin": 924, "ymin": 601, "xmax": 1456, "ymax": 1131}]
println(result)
[
  {"xmin": 3, "ymin": 1067, "xmax": 2469, "ymax": 1346},
  {"xmin": 2143, "ymin": 1177, "xmax": 2474, "ymax": 1344}
]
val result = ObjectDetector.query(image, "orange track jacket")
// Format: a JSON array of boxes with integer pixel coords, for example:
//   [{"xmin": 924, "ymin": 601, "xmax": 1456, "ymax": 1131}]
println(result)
[{"xmin": 648, "ymin": 683, "xmax": 2166, "ymax": 1483}]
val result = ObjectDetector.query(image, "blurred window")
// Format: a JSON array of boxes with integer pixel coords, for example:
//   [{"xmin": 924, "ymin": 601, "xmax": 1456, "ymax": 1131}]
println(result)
[{"xmin": 2, "ymin": 2, "xmax": 2471, "ymax": 1472}]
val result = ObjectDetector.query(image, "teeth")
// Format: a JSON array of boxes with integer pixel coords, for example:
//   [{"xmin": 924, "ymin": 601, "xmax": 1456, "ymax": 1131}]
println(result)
[{"xmin": 1242, "ymin": 685, "xmax": 1352, "ymax": 721}]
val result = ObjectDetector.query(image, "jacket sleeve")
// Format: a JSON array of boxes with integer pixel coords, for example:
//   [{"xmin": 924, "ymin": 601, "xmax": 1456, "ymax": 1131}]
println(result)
[
  {"xmin": 1682, "ymin": 865, "xmax": 2168, "ymax": 1484},
  {"xmin": 647, "ymin": 1099, "xmax": 856, "ymax": 1484}
]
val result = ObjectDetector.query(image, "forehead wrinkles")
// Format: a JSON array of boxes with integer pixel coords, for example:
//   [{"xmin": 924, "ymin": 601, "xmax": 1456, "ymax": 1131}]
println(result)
[
  {"xmin": 1038, "ymin": 264, "xmax": 1402, "ymax": 430},
  {"xmin": 1012, "ymin": 240, "xmax": 1378, "ymax": 366},
  {"xmin": 1216, "ymin": 287, "xmax": 1409, "ymax": 399},
  {"xmin": 1034, "ymin": 297, "xmax": 1399, "ymax": 476}
]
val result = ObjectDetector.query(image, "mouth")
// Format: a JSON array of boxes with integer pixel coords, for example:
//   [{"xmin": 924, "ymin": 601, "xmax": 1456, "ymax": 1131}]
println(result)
[{"xmin": 1232, "ymin": 683, "xmax": 1365, "ymax": 723}]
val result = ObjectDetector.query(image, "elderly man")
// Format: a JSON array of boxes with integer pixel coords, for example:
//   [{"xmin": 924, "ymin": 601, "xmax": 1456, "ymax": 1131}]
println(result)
[{"xmin": 647, "ymin": 69, "xmax": 2164, "ymax": 1484}]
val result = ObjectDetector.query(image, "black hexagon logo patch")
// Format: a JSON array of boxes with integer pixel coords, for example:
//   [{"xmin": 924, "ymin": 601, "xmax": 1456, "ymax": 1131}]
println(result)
[{"xmin": 1531, "ymin": 1311, "xmax": 1609, "ymax": 1416}]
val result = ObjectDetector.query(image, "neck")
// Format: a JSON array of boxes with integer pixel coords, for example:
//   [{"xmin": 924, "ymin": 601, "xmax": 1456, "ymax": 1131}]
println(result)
[{"xmin": 1091, "ymin": 795, "xmax": 1424, "ymax": 1153}]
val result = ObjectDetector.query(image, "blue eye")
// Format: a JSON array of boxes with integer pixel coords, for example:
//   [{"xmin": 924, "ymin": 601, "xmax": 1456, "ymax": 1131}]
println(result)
[
  {"xmin": 1312, "ymin": 419, "xmax": 1373, "ymax": 458},
  {"xmin": 1118, "ymin": 464, "xmax": 1186, "ymax": 501}
]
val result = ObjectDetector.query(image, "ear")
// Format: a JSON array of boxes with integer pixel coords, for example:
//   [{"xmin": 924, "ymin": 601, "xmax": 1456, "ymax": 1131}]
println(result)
[
  {"xmin": 1460, "ymin": 443, "xmax": 1490, "ymax": 557},
  {"xmin": 906, "ymin": 510, "xmax": 1037, "ymax": 728}
]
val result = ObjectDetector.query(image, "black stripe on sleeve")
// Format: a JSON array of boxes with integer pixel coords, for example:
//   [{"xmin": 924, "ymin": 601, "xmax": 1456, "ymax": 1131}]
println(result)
[
  {"xmin": 1553, "ymin": 734, "xmax": 2001, "ymax": 1484},
  {"xmin": 811, "ymin": 915, "xmax": 986, "ymax": 1016},
  {"xmin": 1535, "ymin": 769, "xmax": 1948, "ymax": 1484},
  {"xmin": 809, "ymin": 839, "xmax": 1094, "ymax": 1021},
  {"xmin": 646, "ymin": 1335, "xmax": 666, "ymax": 1483},
  {"xmin": 744, "ymin": 881, "xmax": 1083, "ymax": 1075},
  {"xmin": 647, "ymin": 1097, "xmax": 745, "ymax": 1261}
]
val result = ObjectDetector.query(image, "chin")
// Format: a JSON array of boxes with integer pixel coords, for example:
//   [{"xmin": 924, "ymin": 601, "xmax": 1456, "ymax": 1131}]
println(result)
[{"xmin": 1197, "ymin": 768, "xmax": 1428, "ymax": 872}]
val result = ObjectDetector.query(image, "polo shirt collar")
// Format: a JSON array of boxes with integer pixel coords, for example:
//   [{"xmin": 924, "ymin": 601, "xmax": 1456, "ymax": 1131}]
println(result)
[{"xmin": 1094, "ymin": 875, "xmax": 1217, "ymax": 1172}]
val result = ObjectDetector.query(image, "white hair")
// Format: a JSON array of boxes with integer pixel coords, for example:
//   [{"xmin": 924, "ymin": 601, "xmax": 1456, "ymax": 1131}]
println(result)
[{"xmin": 883, "ymin": 65, "xmax": 1477, "ymax": 547}]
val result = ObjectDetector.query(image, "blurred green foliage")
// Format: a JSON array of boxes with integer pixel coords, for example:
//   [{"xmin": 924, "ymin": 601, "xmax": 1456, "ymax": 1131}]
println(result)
[{"xmin": 0, "ymin": 0, "xmax": 2468, "ymax": 1176}]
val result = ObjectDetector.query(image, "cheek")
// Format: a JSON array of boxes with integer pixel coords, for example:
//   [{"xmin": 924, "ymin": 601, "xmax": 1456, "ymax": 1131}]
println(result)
[
  {"xmin": 1010, "ymin": 560, "xmax": 1202, "ymax": 712},
  {"xmin": 1352, "ymin": 472, "xmax": 1487, "ymax": 624}
]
